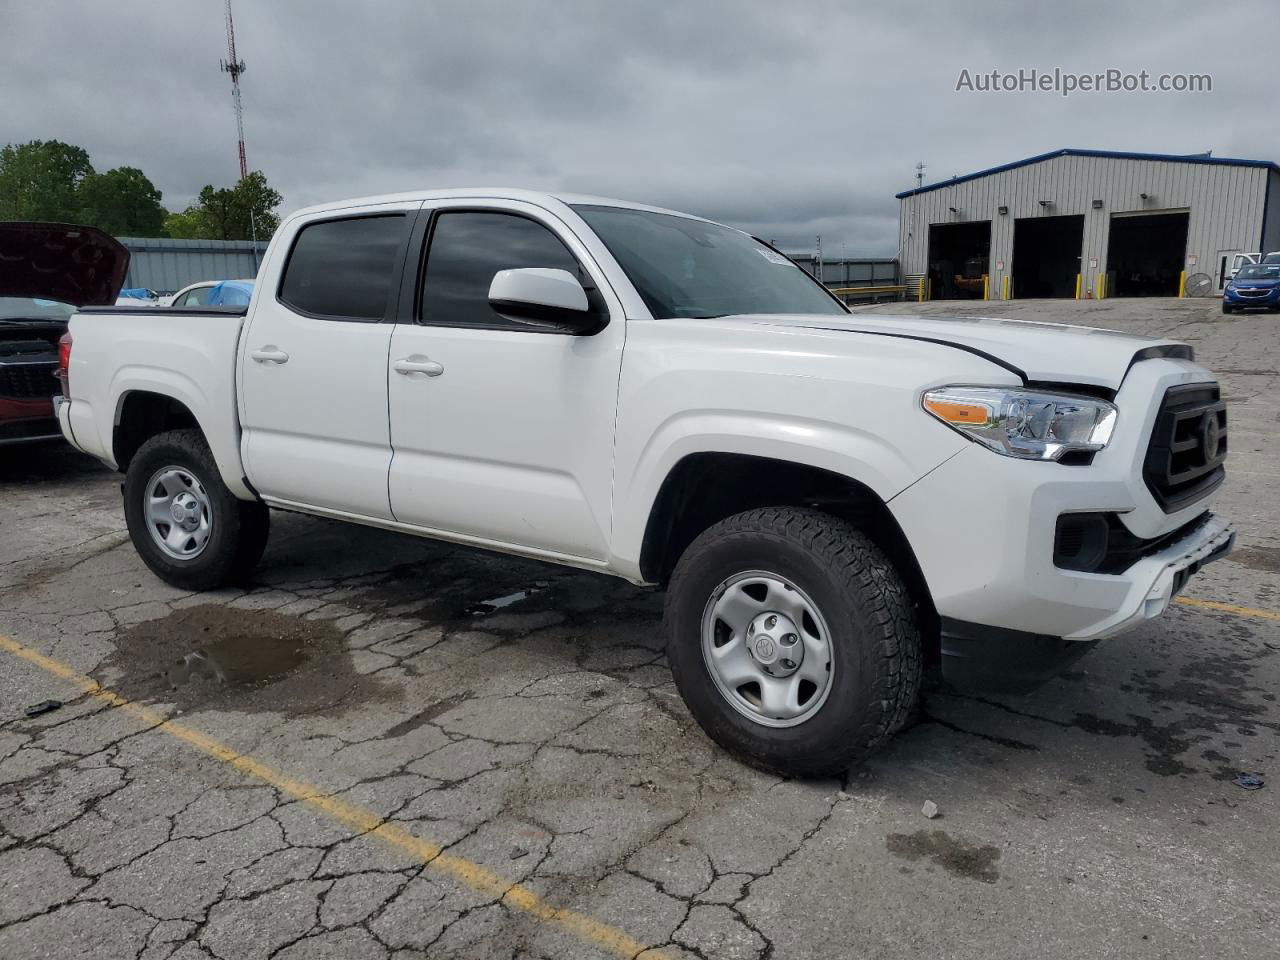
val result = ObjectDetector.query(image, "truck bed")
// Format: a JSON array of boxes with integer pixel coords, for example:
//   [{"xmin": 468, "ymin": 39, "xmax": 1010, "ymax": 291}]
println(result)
[{"xmin": 61, "ymin": 305, "xmax": 254, "ymax": 498}]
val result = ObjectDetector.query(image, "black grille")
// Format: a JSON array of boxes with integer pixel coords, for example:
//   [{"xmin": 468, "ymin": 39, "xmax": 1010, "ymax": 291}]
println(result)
[
  {"xmin": 0, "ymin": 361, "xmax": 58, "ymax": 400},
  {"xmin": 1143, "ymin": 384, "xmax": 1227, "ymax": 512}
]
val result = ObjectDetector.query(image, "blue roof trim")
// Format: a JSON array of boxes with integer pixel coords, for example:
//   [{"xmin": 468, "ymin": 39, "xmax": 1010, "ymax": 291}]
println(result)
[{"xmin": 895, "ymin": 148, "xmax": 1280, "ymax": 199}]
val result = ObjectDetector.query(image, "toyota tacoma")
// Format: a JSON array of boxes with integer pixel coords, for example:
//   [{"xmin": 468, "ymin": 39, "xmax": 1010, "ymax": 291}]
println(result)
[{"xmin": 47, "ymin": 189, "xmax": 1235, "ymax": 775}]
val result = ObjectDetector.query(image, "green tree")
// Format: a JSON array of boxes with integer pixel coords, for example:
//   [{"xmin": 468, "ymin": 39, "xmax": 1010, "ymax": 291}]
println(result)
[
  {"xmin": 76, "ymin": 166, "xmax": 167, "ymax": 236},
  {"xmin": 0, "ymin": 140, "xmax": 93, "ymax": 221},
  {"xmin": 162, "ymin": 207, "xmax": 206, "ymax": 239},
  {"xmin": 170, "ymin": 171, "xmax": 283, "ymax": 241}
]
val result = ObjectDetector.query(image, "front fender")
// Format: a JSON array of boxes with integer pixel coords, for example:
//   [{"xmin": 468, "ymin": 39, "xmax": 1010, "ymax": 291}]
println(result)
[
  {"xmin": 606, "ymin": 318, "xmax": 1017, "ymax": 579},
  {"xmin": 609, "ymin": 409, "xmax": 963, "ymax": 580}
]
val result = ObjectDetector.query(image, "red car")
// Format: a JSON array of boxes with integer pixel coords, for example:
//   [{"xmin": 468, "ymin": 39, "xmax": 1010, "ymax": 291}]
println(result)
[{"xmin": 0, "ymin": 223, "xmax": 128, "ymax": 446}]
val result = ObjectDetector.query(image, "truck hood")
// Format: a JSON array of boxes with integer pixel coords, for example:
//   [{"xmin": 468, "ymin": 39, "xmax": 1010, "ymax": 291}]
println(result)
[
  {"xmin": 0, "ymin": 222, "xmax": 130, "ymax": 306},
  {"xmin": 738, "ymin": 313, "xmax": 1191, "ymax": 390}
]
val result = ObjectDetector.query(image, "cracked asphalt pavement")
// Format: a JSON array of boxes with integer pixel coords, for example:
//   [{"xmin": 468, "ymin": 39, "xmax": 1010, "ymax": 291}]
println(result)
[{"xmin": 1, "ymin": 297, "xmax": 1277, "ymax": 959}]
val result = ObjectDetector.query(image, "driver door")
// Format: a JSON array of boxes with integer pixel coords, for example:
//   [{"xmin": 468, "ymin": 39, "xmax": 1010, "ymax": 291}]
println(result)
[{"xmin": 386, "ymin": 200, "xmax": 624, "ymax": 560}]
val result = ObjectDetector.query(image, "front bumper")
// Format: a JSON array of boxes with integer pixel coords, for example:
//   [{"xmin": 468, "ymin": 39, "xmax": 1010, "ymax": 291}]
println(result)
[
  {"xmin": 890, "ymin": 359, "xmax": 1235, "ymax": 687},
  {"xmin": 1224, "ymin": 287, "xmax": 1280, "ymax": 307},
  {"xmin": 937, "ymin": 517, "xmax": 1233, "ymax": 692},
  {"xmin": 0, "ymin": 394, "xmax": 61, "ymax": 445}
]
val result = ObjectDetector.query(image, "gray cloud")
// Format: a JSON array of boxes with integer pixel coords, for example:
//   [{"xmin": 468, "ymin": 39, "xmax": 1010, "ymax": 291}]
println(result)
[{"xmin": 2, "ymin": 0, "xmax": 1273, "ymax": 255}]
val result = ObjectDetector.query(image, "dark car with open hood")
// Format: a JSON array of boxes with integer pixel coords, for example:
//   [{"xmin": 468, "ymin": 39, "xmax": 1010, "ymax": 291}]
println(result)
[{"xmin": 0, "ymin": 222, "xmax": 128, "ymax": 445}]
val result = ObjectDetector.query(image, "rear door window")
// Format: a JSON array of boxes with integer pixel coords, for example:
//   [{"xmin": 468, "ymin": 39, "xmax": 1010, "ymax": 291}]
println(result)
[{"xmin": 279, "ymin": 214, "xmax": 408, "ymax": 320}]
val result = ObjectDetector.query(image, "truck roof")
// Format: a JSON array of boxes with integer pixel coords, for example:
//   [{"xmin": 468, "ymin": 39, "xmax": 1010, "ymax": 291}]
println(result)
[{"xmin": 282, "ymin": 188, "xmax": 714, "ymax": 226}]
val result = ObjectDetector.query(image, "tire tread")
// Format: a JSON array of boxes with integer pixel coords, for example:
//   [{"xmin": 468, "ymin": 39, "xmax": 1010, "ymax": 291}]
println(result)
[
  {"xmin": 665, "ymin": 506, "xmax": 922, "ymax": 776},
  {"xmin": 123, "ymin": 428, "xmax": 269, "ymax": 590}
]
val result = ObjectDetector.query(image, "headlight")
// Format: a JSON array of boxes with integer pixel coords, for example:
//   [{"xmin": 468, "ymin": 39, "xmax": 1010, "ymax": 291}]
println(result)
[{"xmin": 922, "ymin": 386, "xmax": 1117, "ymax": 461}]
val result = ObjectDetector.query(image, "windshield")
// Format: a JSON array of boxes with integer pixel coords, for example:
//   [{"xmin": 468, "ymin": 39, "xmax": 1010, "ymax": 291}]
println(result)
[
  {"xmin": 0, "ymin": 297, "xmax": 76, "ymax": 322},
  {"xmin": 1236, "ymin": 265, "xmax": 1280, "ymax": 281},
  {"xmin": 573, "ymin": 205, "xmax": 846, "ymax": 319}
]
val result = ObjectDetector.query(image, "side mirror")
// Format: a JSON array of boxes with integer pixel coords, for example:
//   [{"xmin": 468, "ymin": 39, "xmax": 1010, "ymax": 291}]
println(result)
[{"xmin": 488, "ymin": 268, "xmax": 605, "ymax": 334}]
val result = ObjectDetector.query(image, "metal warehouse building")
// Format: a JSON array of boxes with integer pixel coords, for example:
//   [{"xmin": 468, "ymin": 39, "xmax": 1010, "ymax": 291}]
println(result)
[
  {"xmin": 118, "ymin": 236, "xmax": 269, "ymax": 295},
  {"xmin": 897, "ymin": 148, "xmax": 1280, "ymax": 301}
]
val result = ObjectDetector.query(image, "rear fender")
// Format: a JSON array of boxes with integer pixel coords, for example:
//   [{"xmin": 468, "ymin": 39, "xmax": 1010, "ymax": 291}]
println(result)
[{"xmin": 108, "ymin": 367, "xmax": 251, "ymax": 499}]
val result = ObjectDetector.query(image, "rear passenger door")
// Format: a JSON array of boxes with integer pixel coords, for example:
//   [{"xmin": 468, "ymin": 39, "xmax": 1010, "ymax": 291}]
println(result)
[
  {"xmin": 239, "ymin": 204, "xmax": 418, "ymax": 519},
  {"xmin": 385, "ymin": 200, "xmax": 625, "ymax": 560}
]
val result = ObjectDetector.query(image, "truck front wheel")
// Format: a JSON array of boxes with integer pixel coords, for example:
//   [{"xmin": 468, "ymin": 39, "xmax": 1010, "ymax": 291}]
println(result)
[
  {"xmin": 664, "ymin": 507, "xmax": 921, "ymax": 777},
  {"xmin": 123, "ymin": 429, "xmax": 269, "ymax": 590}
]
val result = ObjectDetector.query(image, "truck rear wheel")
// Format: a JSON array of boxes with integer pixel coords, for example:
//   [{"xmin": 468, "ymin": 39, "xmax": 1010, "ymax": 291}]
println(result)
[
  {"xmin": 123, "ymin": 429, "xmax": 269, "ymax": 590},
  {"xmin": 664, "ymin": 507, "xmax": 921, "ymax": 777}
]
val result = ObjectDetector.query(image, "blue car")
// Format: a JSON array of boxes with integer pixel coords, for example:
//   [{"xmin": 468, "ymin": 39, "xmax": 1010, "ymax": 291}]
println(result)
[{"xmin": 1223, "ymin": 263, "xmax": 1280, "ymax": 313}]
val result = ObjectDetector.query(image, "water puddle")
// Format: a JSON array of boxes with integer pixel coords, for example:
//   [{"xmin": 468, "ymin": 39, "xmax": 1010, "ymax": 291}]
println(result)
[
  {"xmin": 167, "ymin": 637, "xmax": 307, "ymax": 687},
  {"xmin": 466, "ymin": 582, "xmax": 550, "ymax": 615},
  {"xmin": 101, "ymin": 604, "xmax": 397, "ymax": 715}
]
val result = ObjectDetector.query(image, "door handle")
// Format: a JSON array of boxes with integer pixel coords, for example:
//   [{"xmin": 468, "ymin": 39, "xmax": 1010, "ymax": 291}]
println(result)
[
  {"xmin": 250, "ymin": 347, "xmax": 290, "ymax": 364},
  {"xmin": 393, "ymin": 356, "xmax": 444, "ymax": 377}
]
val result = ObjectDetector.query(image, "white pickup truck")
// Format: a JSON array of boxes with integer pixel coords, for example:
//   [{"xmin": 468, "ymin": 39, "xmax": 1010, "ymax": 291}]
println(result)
[{"xmin": 51, "ymin": 189, "xmax": 1235, "ymax": 775}]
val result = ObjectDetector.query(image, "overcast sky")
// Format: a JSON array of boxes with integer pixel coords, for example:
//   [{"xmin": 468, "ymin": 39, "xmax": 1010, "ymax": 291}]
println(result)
[{"xmin": 3, "ymin": 0, "xmax": 1274, "ymax": 255}]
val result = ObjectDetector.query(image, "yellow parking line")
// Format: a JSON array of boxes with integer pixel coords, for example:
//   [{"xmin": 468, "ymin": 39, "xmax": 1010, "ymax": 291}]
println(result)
[
  {"xmin": 0, "ymin": 633, "xmax": 663, "ymax": 959},
  {"xmin": 1175, "ymin": 596, "xmax": 1280, "ymax": 622}
]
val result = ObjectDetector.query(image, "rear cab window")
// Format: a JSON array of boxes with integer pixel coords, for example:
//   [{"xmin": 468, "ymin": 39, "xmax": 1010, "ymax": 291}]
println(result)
[{"xmin": 279, "ymin": 214, "xmax": 409, "ymax": 321}]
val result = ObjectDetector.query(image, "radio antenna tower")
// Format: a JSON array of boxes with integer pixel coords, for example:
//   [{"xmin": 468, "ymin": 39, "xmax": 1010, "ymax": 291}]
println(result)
[{"xmin": 220, "ymin": 0, "xmax": 248, "ymax": 180}]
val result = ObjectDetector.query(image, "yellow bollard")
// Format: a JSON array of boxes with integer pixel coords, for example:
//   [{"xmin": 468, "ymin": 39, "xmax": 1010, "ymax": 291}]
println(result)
[
  {"xmin": 1002, "ymin": 275, "xmax": 1011, "ymax": 301},
  {"xmin": 1074, "ymin": 273, "xmax": 1082, "ymax": 300},
  {"xmin": 1096, "ymin": 272, "xmax": 1106, "ymax": 299},
  {"xmin": 1178, "ymin": 270, "xmax": 1186, "ymax": 298},
  {"xmin": 982, "ymin": 274, "xmax": 989, "ymax": 300}
]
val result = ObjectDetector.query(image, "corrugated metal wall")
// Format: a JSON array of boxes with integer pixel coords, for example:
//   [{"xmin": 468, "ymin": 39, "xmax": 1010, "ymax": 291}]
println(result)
[
  {"xmin": 118, "ymin": 237, "xmax": 270, "ymax": 294},
  {"xmin": 788, "ymin": 256, "xmax": 898, "ymax": 285},
  {"xmin": 787, "ymin": 256, "xmax": 900, "ymax": 302},
  {"xmin": 898, "ymin": 155, "xmax": 1272, "ymax": 298}
]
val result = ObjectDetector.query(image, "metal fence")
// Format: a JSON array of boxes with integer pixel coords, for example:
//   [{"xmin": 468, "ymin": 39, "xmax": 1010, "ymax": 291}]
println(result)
[
  {"xmin": 118, "ymin": 236, "xmax": 270, "ymax": 295},
  {"xmin": 786, "ymin": 256, "xmax": 903, "ymax": 303}
]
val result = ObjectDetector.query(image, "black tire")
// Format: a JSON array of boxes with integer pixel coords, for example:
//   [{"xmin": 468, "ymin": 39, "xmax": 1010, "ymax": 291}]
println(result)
[
  {"xmin": 664, "ymin": 507, "xmax": 921, "ymax": 777},
  {"xmin": 1221, "ymin": 303, "xmax": 1234, "ymax": 314},
  {"xmin": 123, "ymin": 428, "xmax": 269, "ymax": 590}
]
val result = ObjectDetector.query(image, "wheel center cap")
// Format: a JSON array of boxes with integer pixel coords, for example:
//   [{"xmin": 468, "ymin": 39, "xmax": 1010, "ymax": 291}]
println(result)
[
  {"xmin": 170, "ymin": 493, "xmax": 200, "ymax": 529},
  {"xmin": 746, "ymin": 612, "xmax": 803, "ymax": 677}
]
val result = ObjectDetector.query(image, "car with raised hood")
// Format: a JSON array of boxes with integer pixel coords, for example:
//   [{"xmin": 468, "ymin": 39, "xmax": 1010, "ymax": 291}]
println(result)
[
  {"xmin": 0, "ymin": 222, "xmax": 128, "ymax": 445},
  {"xmin": 54, "ymin": 189, "xmax": 1235, "ymax": 775}
]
